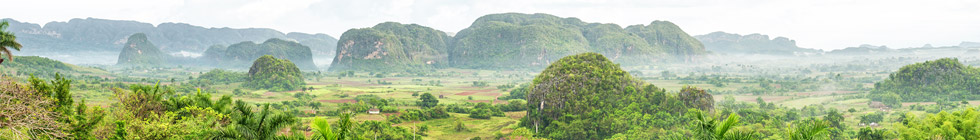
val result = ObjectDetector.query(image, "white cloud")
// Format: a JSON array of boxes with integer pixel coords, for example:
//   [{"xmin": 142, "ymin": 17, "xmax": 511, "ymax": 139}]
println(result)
[{"xmin": 1, "ymin": 0, "xmax": 977, "ymax": 50}]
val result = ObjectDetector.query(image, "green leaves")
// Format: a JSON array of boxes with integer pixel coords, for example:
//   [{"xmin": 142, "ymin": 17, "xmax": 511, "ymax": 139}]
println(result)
[
  {"xmin": 526, "ymin": 53, "xmax": 703, "ymax": 139},
  {"xmin": 789, "ymin": 119, "xmax": 830, "ymax": 140},
  {"xmin": 898, "ymin": 108, "xmax": 980, "ymax": 139},
  {"xmin": 245, "ymin": 55, "xmax": 305, "ymax": 91},
  {"xmin": 310, "ymin": 117, "xmax": 336, "ymax": 140},
  {"xmin": 871, "ymin": 58, "xmax": 980, "ymax": 102},
  {"xmin": 1, "ymin": 20, "xmax": 23, "ymax": 62},
  {"xmin": 417, "ymin": 92, "xmax": 439, "ymax": 109}
]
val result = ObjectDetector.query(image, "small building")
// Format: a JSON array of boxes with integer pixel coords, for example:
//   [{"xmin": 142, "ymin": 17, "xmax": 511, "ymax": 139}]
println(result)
[{"xmin": 368, "ymin": 108, "xmax": 380, "ymax": 114}]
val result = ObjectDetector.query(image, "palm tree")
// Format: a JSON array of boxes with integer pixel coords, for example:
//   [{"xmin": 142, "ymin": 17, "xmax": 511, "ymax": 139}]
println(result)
[
  {"xmin": 1, "ymin": 20, "xmax": 23, "ymax": 65},
  {"xmin": 336, "ymin": 113, "xmax": 357, "ymax": 140},
  {"xmin": 218, "ymin": 101, "xmax": 297, "ymax": 140},
  {"xmin": 691, "ymin": 111, "xmax": 757, "ymax": 140},
  {"xmin": 364, "ymin": 121, "xmax": 385, "ymax": 140},
  {"xmin": 310, "ymin": 117, "xmax": 337, "ymax": 140},
  {"xmin": 789, "ymin": 120, "xmax": 829, "ymax": 140}
]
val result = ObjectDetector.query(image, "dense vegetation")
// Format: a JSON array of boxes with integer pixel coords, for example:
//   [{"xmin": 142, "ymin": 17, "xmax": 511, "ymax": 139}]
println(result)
[
  {"xmin": 245, "ymin": 55, "xmax": 305, "ymax": 91},
  {"xmin": 326, "ymin": 13, "xmax": 706, "ymax": 71},
  {"xmin": 0, "ymin": 75, "xmax": 423, "ymax": 139},
  {"xmin": 450, "ymin": 13, "xmax": 705, "ymax": 69},
  {"xmin": 0, "ymin": 56, "xmax": 71, "ymax": 75},
  {"xmin": 328, "ymin": 22, "xmax": 451, "ymax": 72},
  {"xmin": 622, "ymin": 20, "xmax": 706, "ymax": 62},
  {"xmin": 205, "ymin": 38, "xmax": 317, "ymax": 70},
  {"xmin": 9, "ymin": 11, "xmax": 980, "ymax": 140},
  {"xmin": 694, "ymin": 31, "xmax": 820, "ymax": 55},
  {"xmin": 869, "ymin": 58, "xmax": 980, "ymax": 102},
  {"xmin": 116, "ymin": 33, "xmax": 167, "ymax": 66},
  {"xmin": 523, "ymin": 52, "xmax": 711, "ymax": 139}
]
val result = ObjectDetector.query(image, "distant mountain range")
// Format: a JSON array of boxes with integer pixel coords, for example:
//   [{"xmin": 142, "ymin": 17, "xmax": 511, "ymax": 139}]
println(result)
[
  {"xmin": 694, "ymin": 31, "xmax": 821, "ymax": 55},
  {"xmin": 1, "ymin": 18, "xmax": 336, "ymax": 65},
  {"xmin": 330, "ymin": 13, "xmax": 708, "ymax": 71}
]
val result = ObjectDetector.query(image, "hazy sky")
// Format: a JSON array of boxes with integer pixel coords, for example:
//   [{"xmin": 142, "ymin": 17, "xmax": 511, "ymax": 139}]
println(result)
[{"xmin": 2, "ymin": 0, "xmax": 978, "ymax": 50}]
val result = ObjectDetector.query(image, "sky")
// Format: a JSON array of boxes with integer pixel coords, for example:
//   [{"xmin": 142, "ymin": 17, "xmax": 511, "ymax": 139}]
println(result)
[{"xmin": 2, "ymin": 0, "xmax": 978, "ymax": 50}]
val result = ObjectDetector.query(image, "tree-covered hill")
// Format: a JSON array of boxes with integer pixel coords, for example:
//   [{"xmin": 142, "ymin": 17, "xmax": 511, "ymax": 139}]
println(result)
[
  {"xmin": 450, "ymin": 13, "xmax": 704, "ymax": 70},
  {"xmin": 245, "ymin": 55, "xmax": 305, "ymax": 91},
  {"xmin": 116, "ymin": 33, "xmax": 167, "ymax": 66},
  {"xmin": 204, "ymin": 38, "xmax": 317, "ymax": 70},
  {"xmin": 623, "ymin": 20, "xmax": 707, "ymax": 62},
  {"xmin": 694, "ymin": 31, "xmax": 822, "ymax": 55},
  {"xmin": 522, "ymin": 52, "xmax": 713, "ymax": 139},
  {"xmin": 827, "ymin": 44, "xmax": 894, "ymax": 55},
  {"xmin": 0, "ymin": 56, "xmax": 108, "ymax": 78},
  {"xmin": 870, "ymin": 58, "xmax": 980, "ymax": 102},
  {"xmin": 328, "ymin": 22, "xmax": 451, "ymax": 72}
]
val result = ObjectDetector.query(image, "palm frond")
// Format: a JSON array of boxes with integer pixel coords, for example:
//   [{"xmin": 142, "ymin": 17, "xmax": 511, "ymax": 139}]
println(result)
[
  {"xmin": 724, "ymin": 130, "xmax": 758, "ymax": 140},
  {"xmin": 716, "ymin": 113, "xmax": 740, "ymax": 138},
  {"xmin": 310, "ymin": 117, "xmax": 336, "ymax": 140},
  {"xmin": 790, "ymin": 120, "xmax": 829, "ymax": 140}
]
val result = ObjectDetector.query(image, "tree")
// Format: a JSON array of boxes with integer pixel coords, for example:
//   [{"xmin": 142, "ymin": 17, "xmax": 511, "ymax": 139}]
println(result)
[
  {"xmin": 454, "ymin": 120, "xmax": 469, "ymax": 132},
  {"xmin": 823, "ymin": 109, "xmax": 846, "ymax": 139},
  {"xmin": 417, "ymin": 93, "xmax": 438, "ymax": 109},
  {"xmin": 219, "ymin": 101, "xmax": 297, "ymax": 140},
  {"xmin": 897, "ymin": 108, "xmax": 980, "ymax": 139},
  {"xmin": 690, "ymin": 111, "xmax": 756, "ymax": 140},
  {"xmin": 310, "ymin": 117, "xmax": 337, "ymax": 140},
  {"xmin": 0, "ymin": 20, "xmax": 23, "ymax": 65},
  {"xmin": 337, "ymin": 113, "xmax": 358, "ymax": 140},
  {"xmin": 881, "ymin": 93, "xmax": 902, "ymax": 108},
  {"xmin": 789, "ymin": 120, "xmax": 829, "ymax": 140},
  {"xmin": 857, "ymin": 127, "xmax": 886, "ymax": 140},
  {"xmin": 859, "ymin": 112, "xmax": 884, "ymax": 124},
  {"xmin": 679, "ymin": 86, "xmax": 714, "ymax": 112},
  {"xmin": 364, "ymin": 121, "xmax": 385, "ymax": 140}
]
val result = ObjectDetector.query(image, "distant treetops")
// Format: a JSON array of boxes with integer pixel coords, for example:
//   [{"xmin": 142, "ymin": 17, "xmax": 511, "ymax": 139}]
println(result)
[
  {"xmin": 245, "ymin": 55, "xmax": 305, "ymax": 91},
  {"xmin": 117, "ymin": 33, "xmax": 167, "ymax": 66},
  {"xmin": 522, "ymin": 52, "xmax": 713, "ymax": 139},
  {"xmin": 330, "ymin": 13, "xmax": 707, "ymax": 72},
  {"xmin": 870, "ymin": 58, "xmax": 980, "ymax": 102}
]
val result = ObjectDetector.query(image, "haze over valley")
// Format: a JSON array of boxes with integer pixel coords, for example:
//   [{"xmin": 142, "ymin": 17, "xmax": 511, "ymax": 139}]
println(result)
[{"xmin": 1, "ymin": 1, "xmax": 979, "ymax": 139}]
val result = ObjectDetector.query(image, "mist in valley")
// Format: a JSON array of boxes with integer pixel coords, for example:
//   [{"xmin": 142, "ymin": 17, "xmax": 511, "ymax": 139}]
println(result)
[{"xmin": 1, "ymin": 1, "xmax": 979, "ymax": 139}]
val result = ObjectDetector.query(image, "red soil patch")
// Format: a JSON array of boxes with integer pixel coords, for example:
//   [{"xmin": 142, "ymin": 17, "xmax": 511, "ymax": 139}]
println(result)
[
  {"xmin": 902, "ymin": 102, "xmax": 937, "ymax": 106},
  {"xmin": 795, "ymin": 91, "xmax": 857, "ymax": 96},
  {"xmin": 336, "ymin": 80, "xmax": 375, "ymax": 87},
  {"xmin": 381, "ymin": 78, "xmax": 402, "ymax": 81},
  {"xmin": 466, "ymin": 100, "xmax": 509, "ymax": 104},
  {"xmin": 479, "ymin": 91, "xmax": 502, "ymax": 96},
  {"xmin": 306, "ymin": 82, "xmax": 335, "ymax": 85},
  {"xmin": 455, "ymin": 89, "xmax": 498, "ymax": 96},
  {"xmin": 263, "ymin": 92, "xmax": 278, "ymax": 96},
  {"xmin": 735, "ymin": 96, "xmax": 793, "ymax": 102},
  {"xmin": 320, "ymin": 99, "xmax": 356, "ymax": 103}
]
